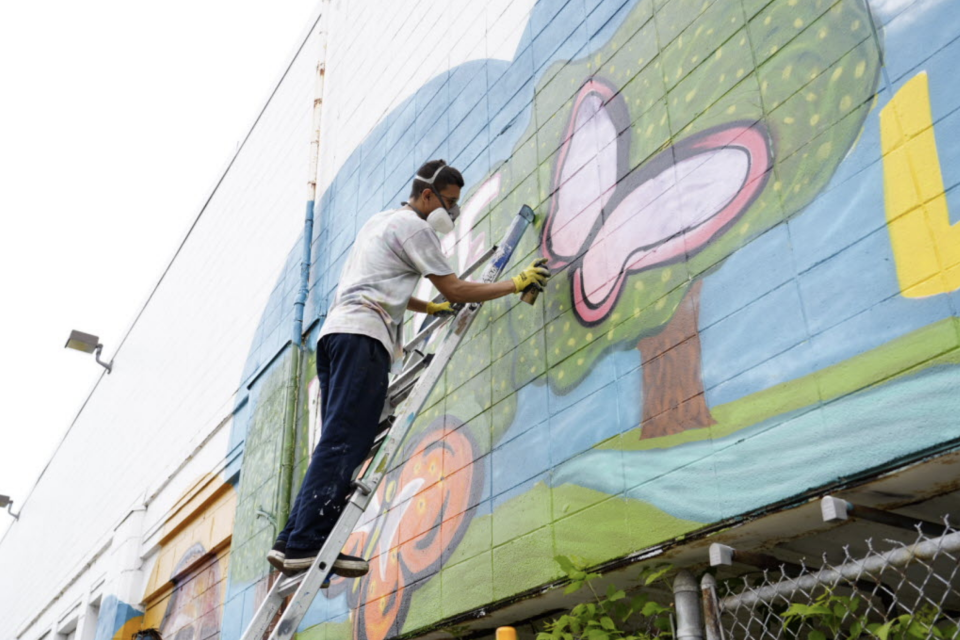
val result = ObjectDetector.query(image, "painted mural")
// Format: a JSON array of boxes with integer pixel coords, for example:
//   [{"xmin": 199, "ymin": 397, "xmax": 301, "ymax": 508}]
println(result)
[
  {"xmin": 224, "ymin": 0, "xmax": 960, "ymax": 640},
  {"xmin": 138, "ymin": 475, "xmax": 235, "ymax": 640}
]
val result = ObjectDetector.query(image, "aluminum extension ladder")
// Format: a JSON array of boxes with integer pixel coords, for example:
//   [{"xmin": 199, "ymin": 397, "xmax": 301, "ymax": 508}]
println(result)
[{"xmin": 239, "ymin": 205, "xmax": 536, "ymax": 640}]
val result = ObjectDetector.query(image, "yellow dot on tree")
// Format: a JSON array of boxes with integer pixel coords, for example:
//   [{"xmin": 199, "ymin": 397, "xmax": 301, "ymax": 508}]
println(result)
[
  {"xmin": 819, "ymin": 27, "xmax": 828, "ymax": 39},
  {"xmin": 715, "ymin": 47, "xmax": 723, "ymax": 60},
  {"xmin": 567, "ymin": 338, "xmax": 575, "ymax": 347},
  {"xmin": 726, "ymin": 104, "xmax": 737, "ymax": 114},
  {"xmin": 784, "ymin": 116, "xmax": 795, "ymax": 124},
  {"xmin": 817, "ymin": 141, "xmax": 832, "ymax": 159},
  {"xmin": 851, "ymin": 19, "xmax": 861, "ymax": 31},
  {"xmin": 686, "ymin": 89, "xmax": 697, "ymax": 102},
  {"xmin": 794, "ymin": 17, "xmax": 803, "ymax": 28},
  {"xmin": 855, "ymin": 60, "xmax": 866, "ymax": 78},
  {"xmin": 764, "ymin": 15, "xmax": 772, "ymax": 25},
  {"xmin": 831, "ymin": 67, "xmax": 844, "ymax": 82},
  {"xmin": 782, "ymin": 65, "xmax": 793, "ymax": 80},
  {"xmin": 806, "ymin": 92, "xmax": 817, "ymax": 102},
  {"xmin": 810, "ymin": 114, "xmax": 820, "ymax": 126},
  {"xmin": 586, "ymin": 332, "xmax": 594, "ymax": 341},
  {"xmin": 840, "ymin": 95, "xmax": 852, "ymax": 111}
]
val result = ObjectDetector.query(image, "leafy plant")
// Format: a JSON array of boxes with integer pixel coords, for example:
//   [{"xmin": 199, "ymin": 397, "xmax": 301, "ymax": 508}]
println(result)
[
  {"xmin": 780, "ymin": 588, "xmax": 959, "ymax": 640},
  {"xmin": 781, "ymin": 588, "xmax": 864, "ymax": 640},
  {"xmin": 864, "ymin": 606, "xmax": 959, "ymax": 640},
  {"xmin": 536, "ymin": 556, "xmax": 674, "ymax": 640}
]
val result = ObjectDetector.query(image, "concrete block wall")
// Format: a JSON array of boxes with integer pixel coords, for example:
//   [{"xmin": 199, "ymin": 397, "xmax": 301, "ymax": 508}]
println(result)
[
  {"xmin": 0, "ymin": 9, "xmax": 322, "ymax": 640},
  {"xmin": 3, "ymin": 1, "xmax": 960, "ymax": 640},
  {"xmin": 259, "ymin": 0, "xmax": 960, "ymax": 639}
]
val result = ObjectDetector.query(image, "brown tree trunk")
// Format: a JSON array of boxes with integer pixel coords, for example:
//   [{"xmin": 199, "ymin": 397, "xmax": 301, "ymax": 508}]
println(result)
[{"xmin": 637, "ymin": 280, "xmax": 714, "ymax": 439}]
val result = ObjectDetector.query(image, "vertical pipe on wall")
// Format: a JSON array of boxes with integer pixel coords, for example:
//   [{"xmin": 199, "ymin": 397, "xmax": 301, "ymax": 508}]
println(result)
[
  {"xmin": 701, "ymin": 574, "xmax": 724, "ymax": 640},
  {"xmin": 277, "ymin": 2, "xmax": 331, "ymax": 532},
  {"xmin": 674, "ymin": 570, "xmax": 705, "ymax": 640},
  {"xmin": 293, "ymin": 4, "xmax": 328, "ymax": 347}
]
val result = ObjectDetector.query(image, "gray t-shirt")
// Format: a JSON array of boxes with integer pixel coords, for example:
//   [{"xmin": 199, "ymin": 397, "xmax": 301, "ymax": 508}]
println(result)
[{"xmin": 318, "ymin": 207, "xmax": 454, "ymax": 363}]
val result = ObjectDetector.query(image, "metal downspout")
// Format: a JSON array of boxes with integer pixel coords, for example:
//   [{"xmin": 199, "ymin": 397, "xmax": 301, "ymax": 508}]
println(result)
[
  {"xmin": 674, "ymin": 570, "xmax": 705, "ymax": 640},
  {"xmin": 276, "ymin": 4, "xmax": 330, "ymax": 533}
]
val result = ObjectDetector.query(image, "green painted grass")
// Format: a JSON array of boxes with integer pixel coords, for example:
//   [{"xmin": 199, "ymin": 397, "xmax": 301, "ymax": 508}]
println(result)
[{"xmin": 401, "ymin": 483, "xmax": 698, "ymax": 633}]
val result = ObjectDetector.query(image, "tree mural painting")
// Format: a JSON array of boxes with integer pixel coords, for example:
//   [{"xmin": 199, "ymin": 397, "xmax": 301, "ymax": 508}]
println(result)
[{"xmin": 501, "ymin": 0, "xmax": 881, "ymax": 439}]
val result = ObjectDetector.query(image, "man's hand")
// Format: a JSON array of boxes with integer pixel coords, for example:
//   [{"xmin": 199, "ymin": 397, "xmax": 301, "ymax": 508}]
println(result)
[
  {"xmin": 511, "ymin": 258, "xmax": 551, "ymax": 293},
  {"xmin": 426, "ymin": 301, "xmax": 456, "ymax": 317}
]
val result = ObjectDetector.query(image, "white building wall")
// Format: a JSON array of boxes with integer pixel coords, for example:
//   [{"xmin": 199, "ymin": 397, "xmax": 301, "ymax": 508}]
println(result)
[{"xmin": 0, "ymin": 8, "xmax": 324, "ymax": 638}]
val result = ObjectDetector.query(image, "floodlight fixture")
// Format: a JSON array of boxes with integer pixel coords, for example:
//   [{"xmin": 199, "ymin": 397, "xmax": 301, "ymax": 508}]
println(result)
[
  {"xmin": 65, "ymin": 330, "xmax": 113, "ymax": 373},
  {"xmin": 0, "ymin": 495, "xmax": 19, "ymax": 520}
]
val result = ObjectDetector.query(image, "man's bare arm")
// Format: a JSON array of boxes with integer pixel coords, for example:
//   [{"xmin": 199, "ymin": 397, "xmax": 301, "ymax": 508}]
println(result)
[
  {"xmin": 426, "ymin": 274, "xmax": 516, "ymax": 304},
  {"xmin": 406, "ymin": 297, "xmax": 429, "ymax": 313}
]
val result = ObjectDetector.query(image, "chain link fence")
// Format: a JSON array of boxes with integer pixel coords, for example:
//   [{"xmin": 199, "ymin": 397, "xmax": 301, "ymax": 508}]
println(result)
[{"xmin": 697, "ymin": 516, "xmax": 960, "ymax": 640}]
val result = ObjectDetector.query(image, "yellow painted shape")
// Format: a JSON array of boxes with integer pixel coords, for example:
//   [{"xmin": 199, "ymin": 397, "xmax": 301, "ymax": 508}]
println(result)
[
  {"xmin": 112, "ymin": 615, "xmax": 144, "ymax": 640},
  {"xmin": 143, "ymin": 475, "xmax": 236, "ymax": 602},
  {"xmin": 881, "ymin": 72, "xmax": 960, "ymax": 297}
]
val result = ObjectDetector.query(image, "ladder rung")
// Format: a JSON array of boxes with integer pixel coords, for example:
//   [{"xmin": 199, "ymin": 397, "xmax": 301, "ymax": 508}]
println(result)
[
  {"xmin": 387, "ymin": 354, "xmax": 433, "ymax": 399},
  {"xmin": 372, "ymin": 426, "xmax": 391, "ymax": 447},
  {"xmin": 276, "ymin": 573, "xmax": 305, "ymax": 597},
  {"xmin": 403, "ymin": 318, "xmax": 448, "ymax": 354}
]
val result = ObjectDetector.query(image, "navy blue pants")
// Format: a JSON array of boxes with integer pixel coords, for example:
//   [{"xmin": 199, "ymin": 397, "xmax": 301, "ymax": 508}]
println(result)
[{"xmin": 277, "ymin": 332, "xmax": 390, "ymax": 552}]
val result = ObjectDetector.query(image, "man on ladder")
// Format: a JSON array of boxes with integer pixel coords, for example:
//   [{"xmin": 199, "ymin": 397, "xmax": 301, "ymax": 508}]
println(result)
[{"xmin": 267, "ymin": 159, "xmax": 551, "ymax": 577}]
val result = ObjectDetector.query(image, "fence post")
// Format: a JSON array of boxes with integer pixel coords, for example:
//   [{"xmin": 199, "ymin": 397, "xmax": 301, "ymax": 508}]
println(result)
[
  {"xmin": 700, "ymin": 574, "xmax": 724, "ymax": 640},
  {"xmin": 674, "ymin": 570, "xmax": 704, "ymax": 640}
]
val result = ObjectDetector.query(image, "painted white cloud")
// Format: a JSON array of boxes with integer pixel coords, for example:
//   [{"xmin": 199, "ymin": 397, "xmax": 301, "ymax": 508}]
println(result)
[{"xmin": 871, "ymin": 0, "xmax": 950, "ymax": 33}]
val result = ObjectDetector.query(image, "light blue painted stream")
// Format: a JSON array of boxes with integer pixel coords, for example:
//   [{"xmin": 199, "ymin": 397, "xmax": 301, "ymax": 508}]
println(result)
[{"xmin": 551, "ymin": 364, "xmax": 960, "ymax": 523}]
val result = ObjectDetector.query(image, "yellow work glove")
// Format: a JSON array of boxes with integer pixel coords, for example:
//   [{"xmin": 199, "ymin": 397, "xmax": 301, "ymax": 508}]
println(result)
[
  {"xmin": 511, "ymin": 258, "xmax": 551, "ymax": 293},
  {"xmin": 426, "ymin": 301, "xmax": 456, "ymax": 317}
]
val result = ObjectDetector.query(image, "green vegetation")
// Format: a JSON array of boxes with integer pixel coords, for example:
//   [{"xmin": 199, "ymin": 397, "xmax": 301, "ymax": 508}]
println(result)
[
  {"xmin": 779, "ymin": 587, "xmax": 960, "ymax": 640},
  {"xmin": 537, "ymin": 556, "xmax": 673, "ymax": 640}
]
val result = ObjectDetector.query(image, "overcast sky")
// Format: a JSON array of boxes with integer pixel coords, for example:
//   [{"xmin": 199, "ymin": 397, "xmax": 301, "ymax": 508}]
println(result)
[{"xmin": 0, "ymin": 0, "xmax": 320, "ymax": 540}]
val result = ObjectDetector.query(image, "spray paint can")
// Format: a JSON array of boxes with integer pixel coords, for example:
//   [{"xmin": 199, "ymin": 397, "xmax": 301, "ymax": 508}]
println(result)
[{"xmin": 520, "ymin": 284, "xmax": 542, "ymax": 305}]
